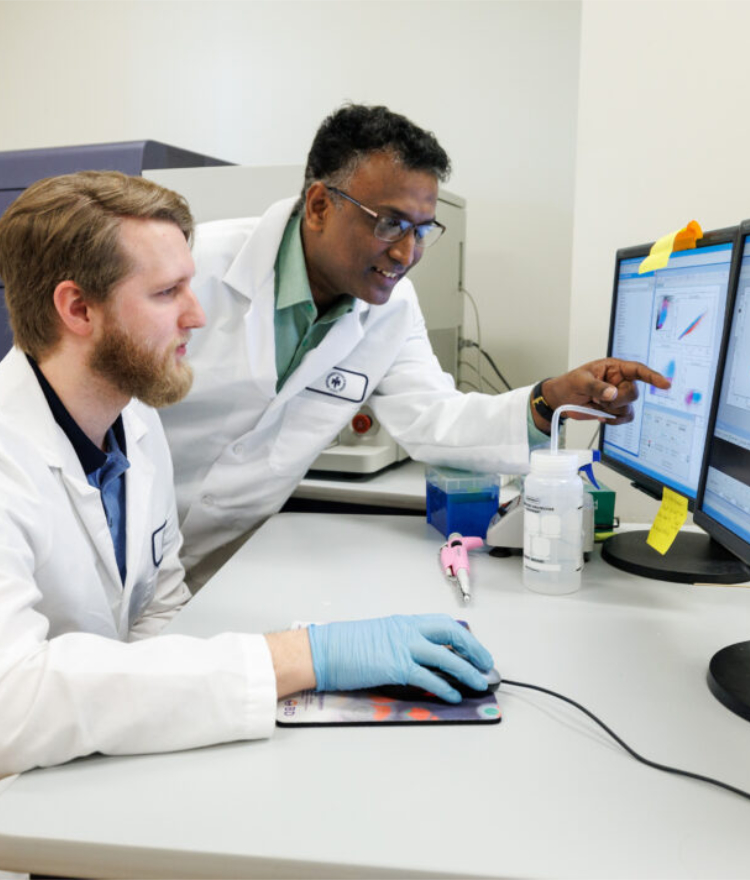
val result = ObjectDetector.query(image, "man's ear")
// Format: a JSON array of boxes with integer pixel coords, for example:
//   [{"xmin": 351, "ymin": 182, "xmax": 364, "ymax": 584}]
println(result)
[
  {"xmin": 304, "ymin": 182, "xmax": 332, "ymax": 233},
  {"xmin": 52, "ymin": 280, "xmax": 95, "ymax": 338}
]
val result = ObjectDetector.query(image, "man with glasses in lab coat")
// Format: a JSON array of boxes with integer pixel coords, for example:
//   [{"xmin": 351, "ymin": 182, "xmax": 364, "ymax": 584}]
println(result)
[{"xmin": 161, "ymin": 104, "xmax": 668, "ymax": 587}]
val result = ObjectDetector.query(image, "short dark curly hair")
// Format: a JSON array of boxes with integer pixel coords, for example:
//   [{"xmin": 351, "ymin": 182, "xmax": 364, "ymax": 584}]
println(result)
[{"xmin": 295, "ymin": 104, "xmax": 451, "ymax": 212}]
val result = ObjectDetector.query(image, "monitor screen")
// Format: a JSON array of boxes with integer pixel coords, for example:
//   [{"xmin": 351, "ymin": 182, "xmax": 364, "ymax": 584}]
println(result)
[
  {"xmin": 601, "ymin": 230, "xmax": 736, "ymax": 505},
  {"xmin": 697, "ymin": 231, "xmax": 750, "ymax": 559},
  {"xmin": 694, "ymin": 226, "xmax": 750, "ymax": 722}
]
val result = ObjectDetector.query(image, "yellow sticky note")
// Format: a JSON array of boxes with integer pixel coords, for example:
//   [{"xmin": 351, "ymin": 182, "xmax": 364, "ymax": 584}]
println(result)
[
  {"xmin": 638, "ymin": 220, "xmax": 703, "ymax": 274},
  {"xmin": 647, "ymin": 487, "xmax": 688, "ymax": 555}
]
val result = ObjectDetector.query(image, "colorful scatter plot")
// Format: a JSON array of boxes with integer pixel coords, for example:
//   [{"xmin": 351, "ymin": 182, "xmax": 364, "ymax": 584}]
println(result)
[
  {"xmin": 651, "ymin": 359, "xmax": 676, "ymax": 393},
  {"xmin": 678, "ymin": 311, "xmax": 707, "ymax": 340},
  {"xmin": 656, "ymin": 296, "xmax": 672, "ymax": 330}
]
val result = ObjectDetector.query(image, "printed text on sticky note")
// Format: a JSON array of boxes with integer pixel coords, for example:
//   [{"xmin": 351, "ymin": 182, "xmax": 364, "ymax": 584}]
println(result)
[{"xmin": 647, "ymin": 487, "xmax": 689, "ymax": 555}]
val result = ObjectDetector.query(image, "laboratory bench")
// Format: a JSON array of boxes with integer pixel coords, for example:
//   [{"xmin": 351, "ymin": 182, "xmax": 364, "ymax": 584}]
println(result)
[{"xmin": 0, "ymin": 513, "xmax": 749, "ymax": 878}]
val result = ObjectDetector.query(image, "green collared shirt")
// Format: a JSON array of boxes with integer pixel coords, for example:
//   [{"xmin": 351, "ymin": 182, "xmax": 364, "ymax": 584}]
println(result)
[{"xmin": 273, "ymin": 214, "xmax": 354, "ymax": 391}]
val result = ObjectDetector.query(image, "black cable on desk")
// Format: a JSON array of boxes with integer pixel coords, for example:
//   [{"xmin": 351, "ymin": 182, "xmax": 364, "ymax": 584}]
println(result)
[{"xmin": 502, "ymin": 679, "xmax": 750, "ymax": 802}]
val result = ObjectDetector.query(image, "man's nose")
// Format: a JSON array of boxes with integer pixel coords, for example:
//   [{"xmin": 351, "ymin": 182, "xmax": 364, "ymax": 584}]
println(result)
[
  {"xmin": 387, "ymin": 229, "xmax": 421, "ymax": 268},
  {"xmin": 182, "ymin": 286, "xmax": 206, "ymax": 329}
]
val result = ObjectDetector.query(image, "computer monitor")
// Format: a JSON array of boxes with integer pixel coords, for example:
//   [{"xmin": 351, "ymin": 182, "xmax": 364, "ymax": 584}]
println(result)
[
  {"xmin": 599, "ymin": 227, "xmax": 749, "ymax": 583},
  {"xmin": 695, "ymin": 220, "xmax": 750, "ymax": 720}
]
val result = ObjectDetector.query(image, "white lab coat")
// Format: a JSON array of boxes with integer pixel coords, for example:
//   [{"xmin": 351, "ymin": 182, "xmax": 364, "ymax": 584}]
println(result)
[
  {"xmin": 0, "ymin": 349, "xmax": 276, "ymax": 776},
  {"xmin": 160, "ymin": 198, "xmax": 534, "ymax": 573}
]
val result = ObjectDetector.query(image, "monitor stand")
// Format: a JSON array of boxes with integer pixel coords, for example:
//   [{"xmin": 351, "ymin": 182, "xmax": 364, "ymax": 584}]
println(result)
[
  {"xmin": 708, "ymin": 641, "xmax": 750, "ymax": 722},
  {"xmin": 601, "ymin": 530, "xmax": 750, "ymax": 584}
]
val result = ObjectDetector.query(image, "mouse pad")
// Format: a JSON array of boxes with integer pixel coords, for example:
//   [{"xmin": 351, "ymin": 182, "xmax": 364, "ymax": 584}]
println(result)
[
  {"xmin": 277, "ymin": 686, "xmax": 501, "ymax": 727},
  {"xmin": 278, "ymin": 619, "xmax": 501, "ymax": 726}
]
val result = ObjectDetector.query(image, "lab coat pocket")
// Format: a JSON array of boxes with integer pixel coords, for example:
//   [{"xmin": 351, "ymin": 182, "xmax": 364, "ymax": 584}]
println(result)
[
  {"xmin": 268, "ymin": 392, "xmax": 358, "ymax": 475},
  {"xmin": 151, "ymin": 520, "xmax": 166, "ymax": 567}
]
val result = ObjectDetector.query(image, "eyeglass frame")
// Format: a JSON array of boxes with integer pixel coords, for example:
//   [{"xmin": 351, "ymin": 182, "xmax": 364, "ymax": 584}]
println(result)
[{"xmin": 325, "ymin": 185, "xmax": 446, "ymax": 248}]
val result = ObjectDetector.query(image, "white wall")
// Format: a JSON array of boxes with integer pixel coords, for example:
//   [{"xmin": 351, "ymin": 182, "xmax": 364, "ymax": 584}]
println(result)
[
  {"xmin": 0, "ymin": 0, "xmax": 580, "ymax": 392},
  {"xmin": 5, "ymin": 0, "xmax": 746, "ymax": 523},
  {"xmin": 569, "ymin": 0, "xmax": 750, "ymax": 521}
]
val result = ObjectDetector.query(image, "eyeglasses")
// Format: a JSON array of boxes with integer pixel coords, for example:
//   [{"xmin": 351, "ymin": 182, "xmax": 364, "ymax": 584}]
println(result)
[{"xmin": 326, "ymin": 186, "xmax": 446, "ymax": 249}]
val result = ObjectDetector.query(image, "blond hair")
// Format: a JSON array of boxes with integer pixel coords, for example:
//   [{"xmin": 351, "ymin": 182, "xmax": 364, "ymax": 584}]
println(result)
[{"xmin": 0, "ymin": 170, "xmax": 194, "ymax": 358}]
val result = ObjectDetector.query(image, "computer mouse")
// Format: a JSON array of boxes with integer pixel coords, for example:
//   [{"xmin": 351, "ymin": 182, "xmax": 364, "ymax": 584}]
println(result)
[
  {"xmin": 429, "ymin": 666, "xmax": 502, "ymax": 698},
  {"xmin": 372, "ymin": 667, "xmax": 501, "ymax": 703}
]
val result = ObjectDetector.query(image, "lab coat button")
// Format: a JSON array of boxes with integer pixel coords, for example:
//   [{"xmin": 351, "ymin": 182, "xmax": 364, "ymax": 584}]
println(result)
[
  {"xmin": 202, "ymin": 494, "xmax": 215, "ymax": 507},
  {"xmin": 233, "ymin": 443, "xmax": 244, "ymax": 456}
]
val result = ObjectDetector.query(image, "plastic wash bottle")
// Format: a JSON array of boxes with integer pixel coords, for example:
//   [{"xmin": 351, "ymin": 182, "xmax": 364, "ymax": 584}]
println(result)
[
  {"xmin": 522, "ymin": 404, "xmax": 614, "ymax": 595},
  {"xmin": 523, "ymin": 449, "xmax": 583, "ymax": 594}
]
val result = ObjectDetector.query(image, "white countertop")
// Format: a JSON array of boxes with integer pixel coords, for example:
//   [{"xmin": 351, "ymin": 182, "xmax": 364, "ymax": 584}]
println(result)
[{"xmin": 0, "ymin": 514, "xmax": 748, "ymax": 878}]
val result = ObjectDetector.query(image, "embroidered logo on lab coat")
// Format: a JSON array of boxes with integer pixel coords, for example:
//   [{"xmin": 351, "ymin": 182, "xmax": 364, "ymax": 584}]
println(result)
[
  {"xmin": 152, "ymin": 521, "xmax": 166, "ymax": 567},
  {"xmin": 307, "ymin": 367, "xmax": 368, "ymax": 403},
  {"xmin": 326, "ymin": 371, "xmax": 347, "ymax": 393}
]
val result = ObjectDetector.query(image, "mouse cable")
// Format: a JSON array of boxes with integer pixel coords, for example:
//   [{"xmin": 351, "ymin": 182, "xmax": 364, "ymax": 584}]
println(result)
[{"xmin": 501, "ymin": 679, "xmax": 750, "ymax": 803}]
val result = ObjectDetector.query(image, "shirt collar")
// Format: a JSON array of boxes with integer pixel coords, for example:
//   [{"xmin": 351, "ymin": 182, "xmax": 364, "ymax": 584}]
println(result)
[
  {"xmin": 275, "ymin": 213, "xmax": 315, "ymax": 310},
  {"xmin": 275, "ymin": 213, "xmax": 355, "ymax": 321},
  {"xmin": 27, "ymin": 355, "xmax": 127, "ymax": 475}
]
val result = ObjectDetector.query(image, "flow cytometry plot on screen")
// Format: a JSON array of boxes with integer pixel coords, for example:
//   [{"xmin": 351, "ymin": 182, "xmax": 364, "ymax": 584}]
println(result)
[
  {"xmin": 650, "ymin": 358, "xmax": 676, "ymax": 400},
  {"xmin": 651, "ymin": 286, "xmax": 718, "ymax": 352},
  {"xmin": 649, "ymin": 354, "xmax": 711, "ymax": 416},
  {"xmin": 655, "ymin": 295, "xmax": 672, "ymax": 330},
  {"xmin": 679, "ymin": 310, "xmax": 708, "ymax": 340}
]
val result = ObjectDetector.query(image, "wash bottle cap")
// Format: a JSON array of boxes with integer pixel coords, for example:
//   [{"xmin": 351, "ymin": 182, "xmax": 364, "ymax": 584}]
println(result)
[{"xmin": 530, "ymin": 449, "xmax": 578, "ymax": 476}]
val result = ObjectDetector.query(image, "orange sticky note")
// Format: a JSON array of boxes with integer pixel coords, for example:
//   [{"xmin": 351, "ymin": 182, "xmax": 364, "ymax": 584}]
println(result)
[
  {"xmin": 639, "ymin": 221, "xmax": 703, "ymax": 274},
  {"xmin": 673, "ymin": 220, "xmax": 703, "ymax": 252},
  {"xmin": 647, "ymin": 487, "xmax": 689, "ymax": 555}
]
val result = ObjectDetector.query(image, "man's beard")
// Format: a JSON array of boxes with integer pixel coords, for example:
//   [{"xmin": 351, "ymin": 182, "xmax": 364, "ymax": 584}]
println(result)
[{"xmin": 89, "ymin": 323, "xmax": 194, "ymax": 408}]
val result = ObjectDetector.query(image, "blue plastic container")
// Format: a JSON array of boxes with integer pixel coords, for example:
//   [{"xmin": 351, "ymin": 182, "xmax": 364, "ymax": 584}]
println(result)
[{"xmin": 426, "ymin": 466, "xmax": 500, "ymax": 539}]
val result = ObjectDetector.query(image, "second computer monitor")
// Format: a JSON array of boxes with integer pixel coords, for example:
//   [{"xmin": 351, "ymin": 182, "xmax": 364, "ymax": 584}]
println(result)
[
  {"xmin": 696, "ymin": 223, "xmax": 750, "ymax": 558},
  {"xmin": 694, "ymin": 221, "xmax": 750, "ymax": 719},
  {"xmin": 600, "ymin": 227, "xmax": 736, "ymax": 505}
]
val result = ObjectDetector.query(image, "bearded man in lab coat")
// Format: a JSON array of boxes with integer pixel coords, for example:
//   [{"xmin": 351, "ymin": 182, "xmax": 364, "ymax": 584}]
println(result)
[
  {"xmin": 161, "ymin": 104, "xmax": 669, "ymax": 587},
  {"xmin": 0, "ymin": 171, "xmax": 495, "ymax": 776}
]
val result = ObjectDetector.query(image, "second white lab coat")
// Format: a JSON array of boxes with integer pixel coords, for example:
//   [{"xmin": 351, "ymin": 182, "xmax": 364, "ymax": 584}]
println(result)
[
  {"xmin": 0, "ymin": 349, "xmax": 276, "ymax": 776},
  {"xmin": 160, "ymin": 198, "xmax": 534, "ymax": 572}
]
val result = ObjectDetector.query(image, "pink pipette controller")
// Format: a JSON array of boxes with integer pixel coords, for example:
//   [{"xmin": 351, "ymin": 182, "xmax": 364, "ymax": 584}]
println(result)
[{"xmin": 439, "ymin": 532, "xmax": 484, "ymax": 603}]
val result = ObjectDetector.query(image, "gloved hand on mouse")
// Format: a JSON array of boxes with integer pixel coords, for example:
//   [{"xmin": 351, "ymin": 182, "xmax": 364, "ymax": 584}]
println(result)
[{"xmin": 307, "ymin": 613, "xmax": 493, "ymax": 703}]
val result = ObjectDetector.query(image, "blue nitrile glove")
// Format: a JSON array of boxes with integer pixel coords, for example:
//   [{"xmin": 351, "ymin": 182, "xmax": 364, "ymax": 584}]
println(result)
[{"xmin": 307, "ymin": 614, "xmax": 494, "ymax": 704}]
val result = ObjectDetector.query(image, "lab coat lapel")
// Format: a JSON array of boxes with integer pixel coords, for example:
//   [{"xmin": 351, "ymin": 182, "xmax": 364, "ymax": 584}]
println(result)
[
  {"xmin": 275, "ymin": 302, "xmax": 369, "ymax": 405},
  {"xmin": 0, "ymin": 350, "xmax": 124, "ymax": 605},
  {"xmin": 218, "ymin": 197, "xmax": 371, "ymax": 410},
  {"xmin": 120, "ymin": 406, "xmax": 153, "ymax": 630},
  {"xmin": 222, "ymin": 199, "xmax": 296, "ymax": 401},
  {"xmin": 59, "ymin": 470, "xmax": 123, "ymax": 609}
]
